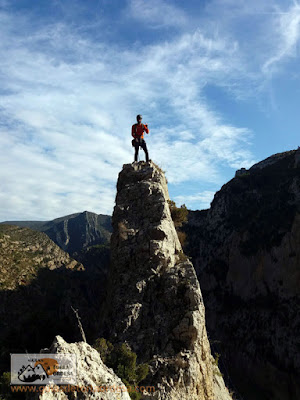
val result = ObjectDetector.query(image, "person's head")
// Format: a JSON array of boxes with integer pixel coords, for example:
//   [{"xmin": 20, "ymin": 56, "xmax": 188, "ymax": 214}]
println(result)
[{"xmin": 136, "ymin": 114, "xmax": 142, "ymax": 124}]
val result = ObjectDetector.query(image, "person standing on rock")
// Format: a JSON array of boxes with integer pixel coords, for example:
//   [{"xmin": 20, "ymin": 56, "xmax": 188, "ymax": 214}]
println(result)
[{"xmin": 131, "ymin": 114, "xmax": 150, "ymax": 162}]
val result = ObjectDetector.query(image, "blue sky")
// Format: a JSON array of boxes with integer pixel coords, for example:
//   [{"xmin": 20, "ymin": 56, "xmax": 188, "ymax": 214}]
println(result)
[{"xmin": 1, "ymin": 0, "xmax": 300, "ymax": 220}]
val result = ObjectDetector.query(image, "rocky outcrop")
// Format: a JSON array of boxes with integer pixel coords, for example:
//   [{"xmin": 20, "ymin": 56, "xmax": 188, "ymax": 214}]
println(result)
[
  {"xmin": 35, "ymin": 335, "xmax": 131, "ymax": 400},
  {"xmin": 183, "ymin": 149, "xmax": 300, "ymax": 400},
  {"xmin": 100, "ymin": 161, "xmax": 232, "ymax": 400}
]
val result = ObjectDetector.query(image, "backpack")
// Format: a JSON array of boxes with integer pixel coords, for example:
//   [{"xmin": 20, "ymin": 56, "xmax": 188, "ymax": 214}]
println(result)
[{"xmin": 133, "ymin": 123, "xmax": 145, "ymax": 137}]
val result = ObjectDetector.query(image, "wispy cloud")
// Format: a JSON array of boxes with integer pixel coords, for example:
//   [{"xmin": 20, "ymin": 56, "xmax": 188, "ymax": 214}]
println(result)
[
  {"xmin": 3, "ymin": 1, "xmax": 298, "ymax": 219},
  {"xmin": 262, "ymin": 2, "xmax": 300, "ymax": 74},
  {"xmin": 174, "ymin": 190, "xmax": 216, "ymax": 210},
  {"xmin": 127, "ymin": 0, "xmax": 187, "ymax": 28}
]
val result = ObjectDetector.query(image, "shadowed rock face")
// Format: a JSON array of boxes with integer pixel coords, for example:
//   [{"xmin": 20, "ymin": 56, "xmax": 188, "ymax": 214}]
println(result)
[
  {"xmin": 183, "ymin": 149, "xmax": 300, "ymax": 400},
  {"xmin": 100, "ymin": 161, "xmax": 232, "ymax": 400}
]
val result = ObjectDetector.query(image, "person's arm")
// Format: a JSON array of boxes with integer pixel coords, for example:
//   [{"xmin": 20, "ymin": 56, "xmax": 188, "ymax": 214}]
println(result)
[
  {"xmin": 143, "ymin": 123, "xmax": 149, "ymax": 134},
  {"xmin": 132, "ymin": 124, "xmax": 136, "ymax": 138}
]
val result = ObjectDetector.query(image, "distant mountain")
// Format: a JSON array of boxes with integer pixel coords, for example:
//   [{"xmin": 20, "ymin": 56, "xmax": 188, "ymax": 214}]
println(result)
[
  {"xmin": 1, "ymin": 210, "xmax": 112, "ymax": 255},
  {"xmin": 1, "ymin": 211, "xmax": 112, "ymax": 279}
]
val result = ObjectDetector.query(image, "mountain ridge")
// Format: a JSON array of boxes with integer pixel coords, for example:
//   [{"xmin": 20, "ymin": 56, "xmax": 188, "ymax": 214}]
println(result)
[
  {"xmin": 1, "ymin": 210, "xmax": 112, "ymax": 255},
  {"xmin": 183, "ymin": 147, "xmax": 300, "ymax": 400}
]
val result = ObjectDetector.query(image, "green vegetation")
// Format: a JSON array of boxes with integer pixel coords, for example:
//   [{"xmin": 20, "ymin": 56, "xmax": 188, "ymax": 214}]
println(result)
[
  {"xmin": 0, "ymin": 372, "xmax": 23, "ymax": 399},
  {"xmin": 93, "ymin": 337, "xmax": 114, "ymax": 364},
  {"xmin": 176, "ymin": 250, "xmax": 189, "ymax": 263},
  {"xmin": 167, "ymin": 200, "xmax": 189, "ymax": 249},
  {"xmin": 177, "ymin": 231, "xmax": 187, "ymax": 247},
  {"xmin": 93, "ymin": 338, "xmax": 149, "ymax": 400},
  {"xmin": 167, "ymin": 200, "xmax": 188, "ymax": 228},
  {"xmin": 212, "ymin": 353, "xmax": 223, "ymax": 377},
  {"xmin": 212, "ymin": 352, "xmax": 220, "ymax": 367}
]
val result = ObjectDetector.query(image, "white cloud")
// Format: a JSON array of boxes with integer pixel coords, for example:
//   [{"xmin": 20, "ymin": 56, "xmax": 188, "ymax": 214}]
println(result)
[
  {"xmin": 262, "ymin": 2, "xmax": 300, "ymax": 74},
  {"xmin": 174, "ymin": 190, "xmax": 216, "ymax": 210},
  {"xmin": 0, "ymin": 4, "xmax": 258, "ymax": 220},
  {"xmin": 202, "ymin": 0, "xmax": 300, "ymax": 79},
  {"xmin": 127, "ymin": 0, "xmax": 187, "ymax": 28}
]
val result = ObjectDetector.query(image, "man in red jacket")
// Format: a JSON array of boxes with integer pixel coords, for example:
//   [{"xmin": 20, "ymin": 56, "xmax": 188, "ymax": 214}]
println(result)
[{"xmin": 131, "ymin": 114, "xmax": 150, "ymax": 162}]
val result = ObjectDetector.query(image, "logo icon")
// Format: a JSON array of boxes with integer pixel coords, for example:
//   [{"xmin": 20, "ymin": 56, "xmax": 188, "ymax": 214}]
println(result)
[{"xmin": 11, "ymin": 354, "xmax": 76, "ymax": 385}]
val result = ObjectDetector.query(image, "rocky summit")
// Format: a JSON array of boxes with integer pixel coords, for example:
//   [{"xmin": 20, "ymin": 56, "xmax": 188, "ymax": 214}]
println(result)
[{"xmin": 99, "ymin": 161, "xmax": 232, "ymax": 400}]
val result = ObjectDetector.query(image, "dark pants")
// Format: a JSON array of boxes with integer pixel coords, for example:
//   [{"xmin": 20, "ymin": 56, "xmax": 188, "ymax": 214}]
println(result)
[{"xmin": 134, "ymin": 138, "xmax": 149, "ymax": 162}]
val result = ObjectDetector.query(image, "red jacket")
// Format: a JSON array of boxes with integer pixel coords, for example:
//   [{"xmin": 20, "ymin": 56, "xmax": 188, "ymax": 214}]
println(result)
[{"xmin": 132, "ymin": 123, "xmax": 149, "ymax": 139}]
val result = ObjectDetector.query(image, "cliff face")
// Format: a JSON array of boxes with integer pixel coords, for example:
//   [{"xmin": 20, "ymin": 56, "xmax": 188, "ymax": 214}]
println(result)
[
  {"xmin": 184, "ymin": 149, "xmax": 300, "ymax": 400},
  {"xmin": 100, "ymin": 161, "xmax": 232, "ymax": 400},
  {"xmin": 43, "ymin": 211, "xmax": 112, "ymax": 255}
]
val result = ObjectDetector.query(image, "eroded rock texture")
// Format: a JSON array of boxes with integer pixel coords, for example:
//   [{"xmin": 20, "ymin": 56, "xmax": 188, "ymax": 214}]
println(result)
[
  {"xmin": 100, "ymin": 161, "xmax": 232, "ymax": 400},
  {"xmin": 36, "ymin": 335, "xmax": 131, "ymax": 400}
]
